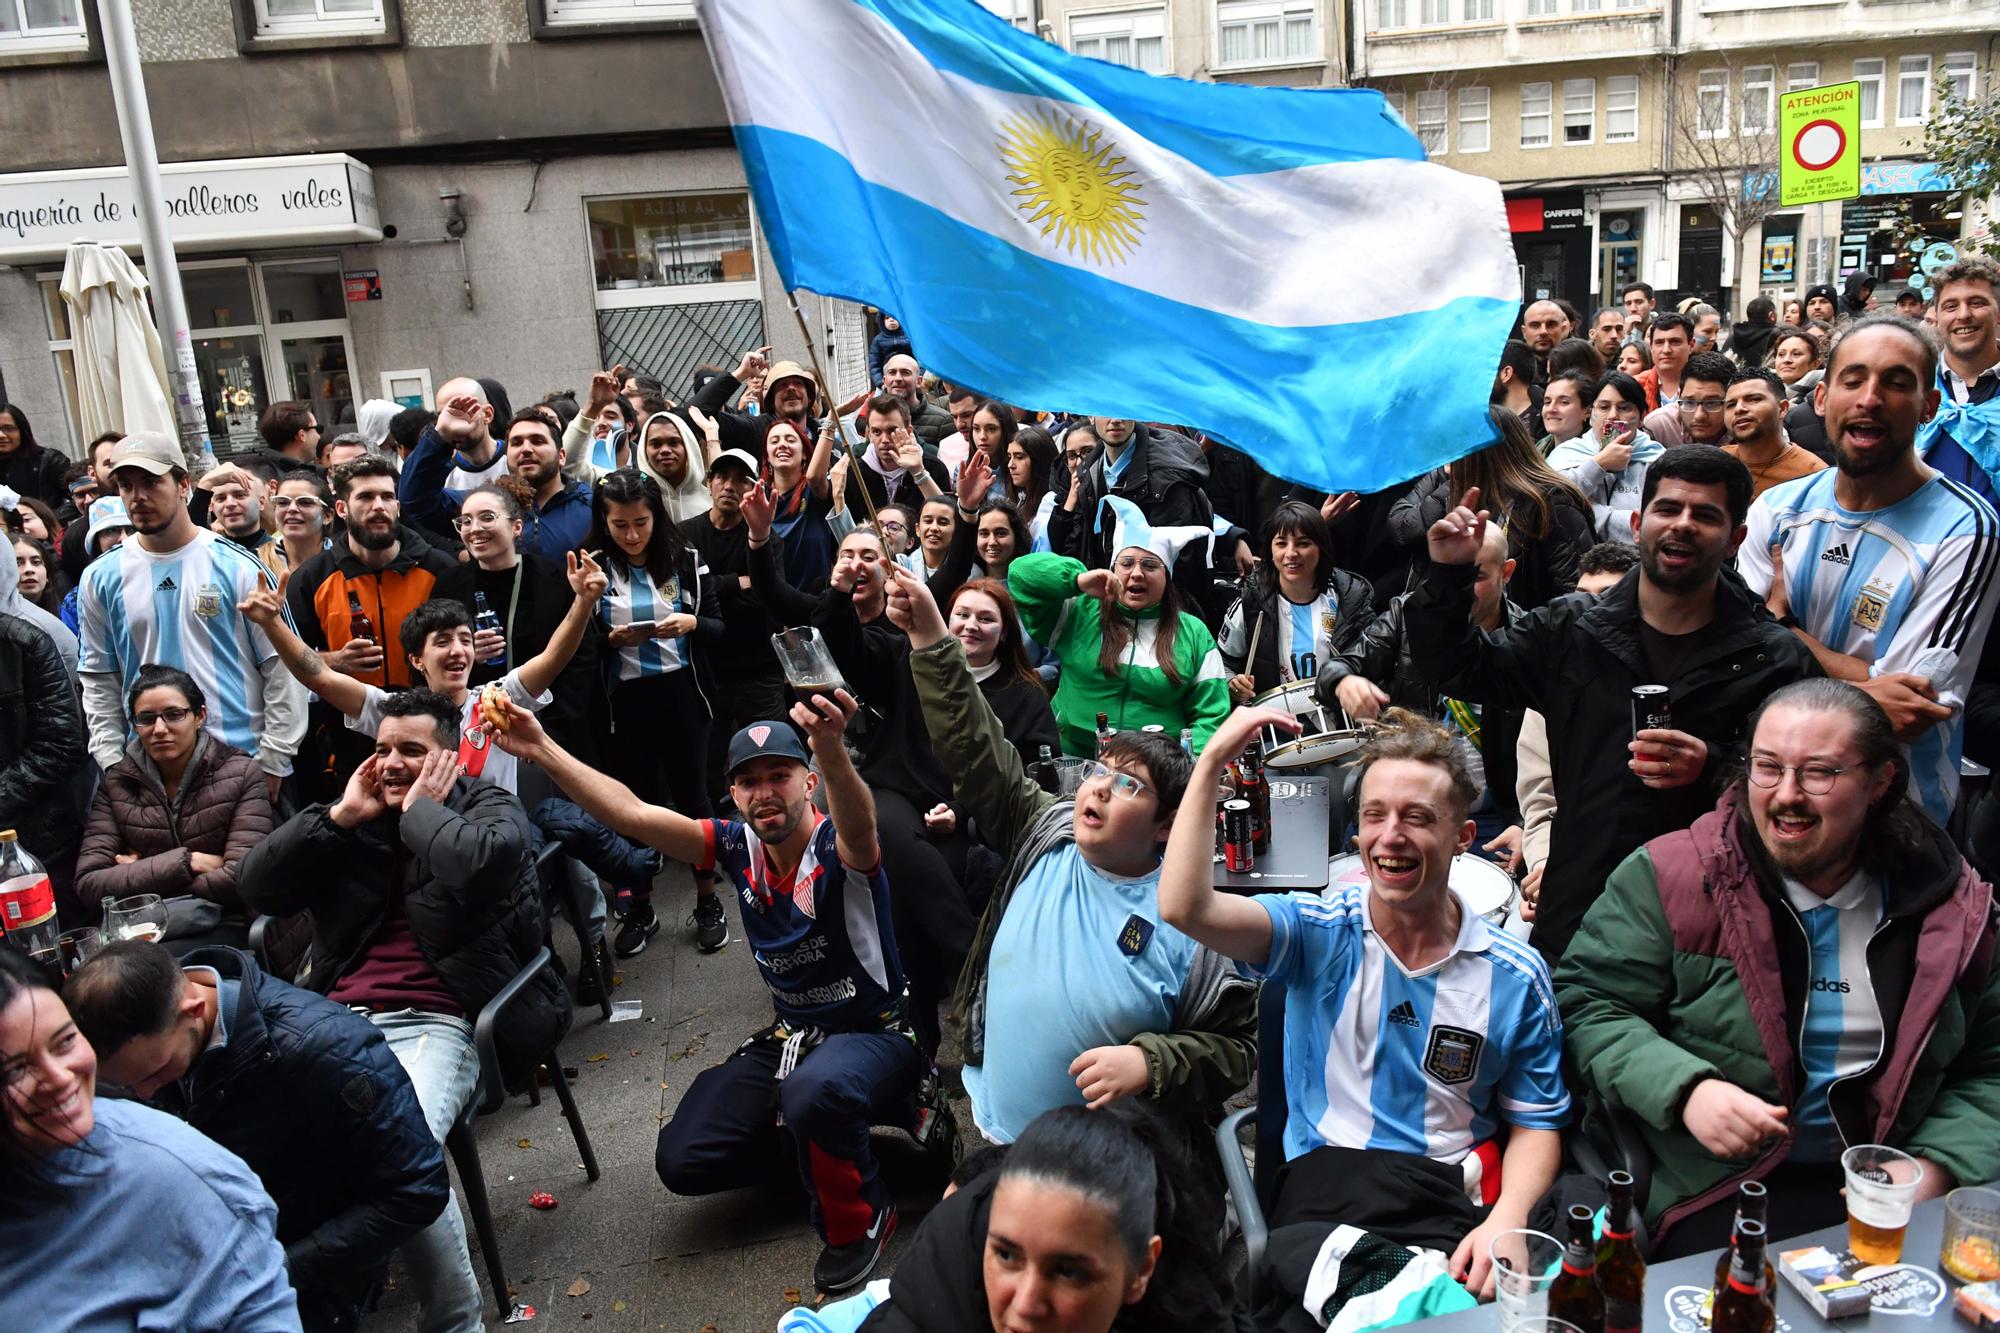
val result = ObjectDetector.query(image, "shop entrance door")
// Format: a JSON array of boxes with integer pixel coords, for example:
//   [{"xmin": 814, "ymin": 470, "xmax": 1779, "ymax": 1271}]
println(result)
[
  {"xmin": 257, "ymin": 259, "xmax": 357, "ymax": 438},
  {"xmin": 1598, "ymin": 210, "xmax": 1644, "ymax": 306}
]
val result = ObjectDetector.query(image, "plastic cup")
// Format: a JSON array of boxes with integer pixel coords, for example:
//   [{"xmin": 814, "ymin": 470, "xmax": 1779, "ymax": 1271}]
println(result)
[
  {"xmin": 1490, "ymin": 1228, "xmax": 1564, "ymax": 1330},
  {"xmin": 1842, "ymin": 1144, "xmax": 1924, "ymax": 1265},
  {"xmin": 1052, "ymin": 756, "xmax": 1092, "ymax": 797},
  {"xmin": 1941, "ymin": 1186, "xmax": 2000, "ymax": 1284}
]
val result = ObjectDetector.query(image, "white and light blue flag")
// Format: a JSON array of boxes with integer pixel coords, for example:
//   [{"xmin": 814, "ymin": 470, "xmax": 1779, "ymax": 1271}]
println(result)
[{"xmin": 696, "ymin": 0, "xmax": 1518, "ymax": 494}]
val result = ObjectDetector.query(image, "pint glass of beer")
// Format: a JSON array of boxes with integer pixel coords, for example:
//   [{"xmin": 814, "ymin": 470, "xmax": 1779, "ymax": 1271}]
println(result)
[
  {"xmin": 103, "ymin": 894, "xmax": 165, "ymax": 945},
  {"xmin": 1841, "ymin": 1144, "xmax": 1924, "ymax": 1265}
]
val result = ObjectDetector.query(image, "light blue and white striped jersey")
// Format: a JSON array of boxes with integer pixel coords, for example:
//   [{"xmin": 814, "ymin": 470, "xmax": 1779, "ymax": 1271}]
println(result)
[
  {"xmin": 77, "ymin": 529, "xmax": 286, "ymax": 758},
  {"xmin": 598, "ymin": 557, "xmax": 696, "ymax": 684},
  {"xmin": 1739, "ymin": 470, "xmax": 2000, "ymax": 822},
  {"xmin": 1217, "ymin": 587, "xmax": 1348, "ymax": 684},
  {"xmin": 1783, "ymin": 870, "xmax": 1885, "ymax": 1162},
  {"xmin": 1245, "ymin": 883, "xmax": 1570, "ymax": 1180}
]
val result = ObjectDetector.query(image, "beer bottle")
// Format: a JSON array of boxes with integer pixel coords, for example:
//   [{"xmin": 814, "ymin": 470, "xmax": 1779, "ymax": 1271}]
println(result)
[
  {"xmin": 347, "ymin": 589, "xmax": 376, "ymax": 643},
  {"xmin": 1711, "ymin": 1219, "xmax": 1776, "ymax": 1333},
  {"xmin": 1094, "ymin": 712, "xmax": 1112, "ymax": 757},
  {"xmin": 1240, "ymin": 743, "xmax": 1271, "ymax": 852},
  {"xmin": 1598, "ymin": 1170, "xmax": 1645, "ymax": 1333},
  {"xmin": 1548, "ymin": 1204, "xmax": 1606, "ymax": 1333},
  {"xmin": 1034, "ymin": 744, "xmax": 1059, "ymax": 795},
  {"xmin": 1712, "ymin": 1180, "xmax": 1775, "ymax": 1294}
]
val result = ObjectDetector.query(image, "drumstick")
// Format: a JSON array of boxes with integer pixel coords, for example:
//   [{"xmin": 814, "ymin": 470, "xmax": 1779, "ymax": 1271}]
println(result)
[{"xmin": 1246, "ymin": 611, "xmax": 1265, "ymax": 672}]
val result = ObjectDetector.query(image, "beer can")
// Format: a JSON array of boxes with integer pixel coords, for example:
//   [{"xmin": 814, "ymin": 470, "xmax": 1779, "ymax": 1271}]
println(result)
[
  {"xmin": 1631, "ymin": 684, "xmax": 1671, "ymax": 737},
  {"xmin": 1223, "ymin": 800, "xmax": 1255, "ymax": 872}
]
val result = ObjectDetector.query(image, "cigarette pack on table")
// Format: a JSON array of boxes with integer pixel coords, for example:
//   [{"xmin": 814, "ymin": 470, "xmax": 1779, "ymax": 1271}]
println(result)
[
  {"xmin": 1777, "ymin": 1244, "xmax": 1873, "ymax": 1319},
  {"xmin": 1957, "ymin": 1279, "xmax": 2000, "ymax": 1329}
]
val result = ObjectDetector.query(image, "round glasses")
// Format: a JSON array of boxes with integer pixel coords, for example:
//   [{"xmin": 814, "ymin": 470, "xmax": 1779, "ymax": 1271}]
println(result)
[{"xmin": 1747, "ymin": 757, "xmax": 1856, "ymax": 795}]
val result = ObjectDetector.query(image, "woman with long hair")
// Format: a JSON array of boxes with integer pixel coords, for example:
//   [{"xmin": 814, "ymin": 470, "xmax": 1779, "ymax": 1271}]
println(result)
[
  {"xmin": 0, "ymin": 949, "xmax": 301, "ymax": 1330},
  {"xmin": 587, "ymin": 468, "xmax": 727, "ymax": 958},
  {"xmin": 12, "ymin": 535, "xmax": 63, "ymax": 616},
  {"xmin": 1009, "ymin": 512, "xmax": 1231, "ymax": 756},
  {"xmin": 1003, "ymin": 425, "xmax": 1059, "ymax": 549},
  {"xmin": 271, "ymin": 471, "xmax": 335, "ymax": 574},
  {"xmin": 1394, "ymin": 407, "xmax": 1595, "ymax": 607},
  {"xmin": 1767, "ymin": 324, "xmax": 1824, "ymax": 400},
  {"xmin": 968, "ymin": 400, "xmax": 1018, "ymax": 481},
  {"xmin": 944, "ymin": 578, "xmax": 1059, "ymax": 768},
  {"xmin": 1546, "ymin": 372, "xmax": 1665, "ymax": 542},
  {"xmin": 763, "ymin": 414, "xmax": 837, "ymax": 589},
  {"xmin": 0, "ymin": 402, "xmax": 72, "ymax": 508},
  {"xmin": 1219, "ymin": 501, "xmax": 1375, "ymax": 700},
  {"xmin": 909, "ymin": 497, "xmax": 957, "ymax": 585},
  {"xmin": 1615, "ymin": 339, "xmax": 1651, "ymax": 377}
]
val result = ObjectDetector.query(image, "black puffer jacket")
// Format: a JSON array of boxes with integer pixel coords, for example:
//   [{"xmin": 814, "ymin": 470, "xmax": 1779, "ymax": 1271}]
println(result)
[
  {"xmin": 1387, "ymin": 467, "xmax": 1592, "ymax": 609},
  {"xmin": 0, "ymin": 610, "xmax": 92, "ymax": 870},
  {"xmin": 1047, "ymin": 424, "xmax": 1213, "ymax": 571},
  {"xmin": 147, "ymin": 947, "xmax": 448, "ymax": 1312},
  {"xmin": 238, "ymin": 778, "xmax": 569, "ymax": 1089},
  {"xmin": 0, "ymin": 442, "xmax": 73, "ymax": 509},
  {"xmin": 1402, "ymin": 562, "xmax": 1819, "ymax": 963},
  {"xmin": 1220, "ymin": 569, "xmax": 1376, "ymax": 696}
]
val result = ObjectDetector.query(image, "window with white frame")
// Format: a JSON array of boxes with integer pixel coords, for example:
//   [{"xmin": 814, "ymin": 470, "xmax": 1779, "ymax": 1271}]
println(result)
[
  {"xmin": 1457, "ymin": 87, "xmax": 1491, "ymax": 152},
  {"xmin": 1853, "ymin": 58, "xmax": 1884, "ymax": 127},
  {"xmin": 1521, "ymin": 81, "xmax": 1552, "ymax": 148},
  {"xmin": 1897, "ymin": 54, "xmax": 1930, "ymax": 124},
  {"xmin": 1742, "ymin": 66, "xmax": 1774, "ymax": 134},
  {"xmin": 1563, "ymin": 78, "xmax": 1594, "ymax": 144},
  {"xmin": 1069, "ymin": 7, "xmax": 1167, "ymax": 72},
  {"xmin": 1786, "ymin": 62, "xmax": 1819, "ymax": 91},
  {"xmin": 1606, "ymin": 74, "xmax": 1639, "ymax": 143},
  {"xmin": 1525, "ymin": 0, "xmax": 1556, "ymax": 15},
  {"xmin": 1417, "ymin": 0, "xmax": 1448, "ymax": 24},
  {"xmin": 1696, "ymin": 69, "xmax": 1729, "ymax": 138},
  {"xmin": 1375, "ymin": 0, "xmax": 1406, "ymax": 26},
  {"xmin": 1611, "ymin": 0, "xmax": 1644, "ymax": 10},
  {"xmin": 1571, "ymin": 0, "xmax": 1602, "ymax": 13},
  {"xmin": 1943, "ymin": 51, "xmax": 1978, "ymax": 101},
  {"xmin": 540, "ymin": 0, "xmax": 692, "ymax": 26},
  {"xmin": 1463, "ymin": 0, "xmax": 1493, "ymax": 20},
  {"xmin": 253, "ymin": 0, "xmax": 385, "ymax": 36},
  {"xmin": 1415, "ymin": 89, "xmax": 1448, "ymax": 153},
  {"xmin": 0, "ymin": 0, "xmax": 89, "ymax": 50},
  {"xmin": 586, "ymin": 192, "xmax": 758, "ymax": 300},
  {"xmin": 1216, "ymin": 0, "xmax": 1316, "ymax": 66}
]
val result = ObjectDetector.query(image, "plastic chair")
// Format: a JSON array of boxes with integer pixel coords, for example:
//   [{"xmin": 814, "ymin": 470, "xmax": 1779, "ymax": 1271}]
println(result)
[
  {"xmin": 1215, "ymin": 978, "xmax": 1289, "ymax": 1303},
  {"xmin": 535, "ymin": 841, "xmax": 613, "ymax": 1022}
]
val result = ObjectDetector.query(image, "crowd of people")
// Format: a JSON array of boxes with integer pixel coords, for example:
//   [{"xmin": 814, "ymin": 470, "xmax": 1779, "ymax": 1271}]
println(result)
[{"xmin": 2, "ymin": 253, "xmax": 1999, "ymax": 1333}]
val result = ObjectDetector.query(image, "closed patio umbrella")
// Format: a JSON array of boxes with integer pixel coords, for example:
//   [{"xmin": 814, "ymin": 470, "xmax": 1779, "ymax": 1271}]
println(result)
[{"xmin": 59, "ymin": 240, "xmax": 175, "ymax": 442}]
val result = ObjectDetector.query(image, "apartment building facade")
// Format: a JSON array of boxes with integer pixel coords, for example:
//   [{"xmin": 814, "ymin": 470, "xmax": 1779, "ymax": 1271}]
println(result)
[{"xmin": 1043, "ymin": 0, "xmax": 1997, "ymax": 315}]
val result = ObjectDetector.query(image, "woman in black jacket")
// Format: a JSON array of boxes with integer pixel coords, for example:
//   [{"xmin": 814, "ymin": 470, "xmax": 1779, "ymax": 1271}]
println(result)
[
  {"xmin": 1219, "ymin": 500, "xmax": 1374, "ymax": 700},
  {"xmin": 940, "ymin": 578, "xmax": 1059, "ymax": 773}
]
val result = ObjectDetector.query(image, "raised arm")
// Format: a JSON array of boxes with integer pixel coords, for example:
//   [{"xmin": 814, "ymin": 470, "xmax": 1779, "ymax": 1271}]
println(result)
[
  {"xmin": 805, "ymin": 420, "xmax": 836, "ymax": 499},
  {"xmin": 236, "ymin": 575, "xmax": 371, "ymax": 719},
  {"xmin": 1158, "ymin": 706, "xmax": 1292, "ymax": 965},
  {"xmin": 794, "ymin": 689, "xmax": 876, "ymax": 869},
  {"xmin": 516, "ymin": 550, "xmax": 607, "ymax": 698},
  {"xmin": 742, "ymin": 477, "xmax": 826, "ymax": 627},
  {"xmin": 489, "ymin": 706, "xmax": 708, "ymax": 864}
]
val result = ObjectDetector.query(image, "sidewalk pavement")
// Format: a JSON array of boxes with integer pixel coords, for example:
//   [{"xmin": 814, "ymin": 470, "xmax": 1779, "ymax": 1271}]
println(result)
[{"xmin": 370, "ymin": 861, "xmax": 966, "ymax": 1332}]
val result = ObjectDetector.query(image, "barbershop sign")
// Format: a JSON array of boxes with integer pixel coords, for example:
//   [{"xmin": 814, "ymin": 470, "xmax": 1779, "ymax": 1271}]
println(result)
[{"xmin": 0, "ymin": 153, "xmax": 382, "ymax": 263}]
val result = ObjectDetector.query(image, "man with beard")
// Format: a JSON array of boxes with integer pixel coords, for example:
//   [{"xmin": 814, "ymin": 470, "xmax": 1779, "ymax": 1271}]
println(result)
[
  {"xmin": 402, "ymin": 399, "xmax": 593, "ymax": 558},
  {"xmin": 1589, "ymin": 307, "xmax": 1627, "ymax": 365},
  {"xmin": 688, "ymin": 345, "xmax": 829, "ymax": 461},
  {"xmin": 1402, "ymin": 447, "xmax": 1817, "ymax": 963},
  {"xmin": 287, "ymin": 456, "xmax": 456, "ymax": 692},
  {"xmin": 874, "ymin": 352, "xmax": 954, "ymax": 451},
  {"xmin": 1557, "ymin": 681, "xmax": 1998, "ymax": 1257},
  {"xmin": 1721, "ymin": 366, "xmax": 1824, "ymax": 498},
  {"xmin": 1522, "ymin": 300, "xmax": 1567, "ymax": 380},
  {"xmin": 78, "ymin": 433, "xmax": 305, "ymax": 798},
  {"xmin": 1740, "ymin": 316, "xmax": 2000, "ymax": 825},
  {"xmin": 488, "ymin": 694, "xmax": 952, "ymax": 1295}
]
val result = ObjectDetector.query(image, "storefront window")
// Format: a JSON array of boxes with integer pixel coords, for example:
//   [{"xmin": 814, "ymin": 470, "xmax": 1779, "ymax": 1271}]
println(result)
[{"xmin": 586, "ymin": 192, "xmax": 756, "ymax": 294}]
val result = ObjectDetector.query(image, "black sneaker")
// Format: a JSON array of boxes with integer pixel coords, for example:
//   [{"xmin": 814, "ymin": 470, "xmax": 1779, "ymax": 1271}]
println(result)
[
  {"xmin": 909, "ymin": 1066, "xmax": 962, "ymax": 1178},
  {"xmin": 690, "ymin": 894, "xmax": 729, "ymax": 954},
  {"xmin": 574, "ymin": 952, "xmax": 607, "ymax": 1007},
  {"xmin": 613, "ymin": 902, "xmax": 660, "ymax": 957},
  {"xmin": 814, "ymin": 1204, "xmax": 897, "ymax": 1293}
]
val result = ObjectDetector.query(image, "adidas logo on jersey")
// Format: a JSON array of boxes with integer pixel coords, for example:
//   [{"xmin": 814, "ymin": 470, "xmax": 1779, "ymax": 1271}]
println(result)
[
  {"xmin": 157, "ymin": 576, "xmax": 178, "ymax": 591},
  {"xmin": 1387, "ymin": 1000, "xmax": 1420, "ymax": 1028},
  {"xmin": 1820, "ymin": 543, "xmax": 1852, "ymax": 566}
]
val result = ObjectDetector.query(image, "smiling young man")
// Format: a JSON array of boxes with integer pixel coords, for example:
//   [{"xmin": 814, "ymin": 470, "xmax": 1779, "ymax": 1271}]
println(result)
[
  {"xmin": 402, "ymin": 401, "xmax": 594, "ymax": 558},
  {"xmin": 1739, "ymin": 315, "xmax": 2000, "ymax": 824},
  {"xmin": 1918, "ymin": 257, "xmax": 2000, "ymax": 507},
  {"xmin": 1158, "ymin": 705, "xmax": 1566, "ymax": 1299},
  {"xmin": 1558, "ymin": 680, "xmax": 2000, "ymax": 1257},
  {"xmin": 1721, "ymin": 366, "xmax": 1825, "ymax": 498},
  {"xmin": 1402, "ymin": 448, "xmax": 1818, "ymax": 964},
  {"xmin": 487, "ymin": 693, "xmax": 948, "ymax": 1294},
  {"xmin": 891, "ymin": 564, "xmax": 1256, "ymax": 1149}
]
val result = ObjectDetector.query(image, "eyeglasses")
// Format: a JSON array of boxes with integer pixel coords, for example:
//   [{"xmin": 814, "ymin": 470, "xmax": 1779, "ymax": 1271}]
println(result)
[
  {"xmin": 133, "ymin": 706, "xmax": 195, "ymax": 727},
  {"xmin": 1747, "ymin": 757, "xmax": 1856, "ymax": 795},
  {"xmin": 1081, "ymin": 760, "xmax": 1150, "ymax": 802},
  {"xmin": 1113, "ymin": 556, "xmax": 1166, "ymax": 575},
  {"xmin": 1678, "ymin": 398, "xmax": 1727, "ymax": 415},
  {"xmin": 270, "ymin": 496, "xmax": 326, "ymax": 511},
  {"xmin": 453, "ymin": 512, "xmax": 509, "ymax": 531}
]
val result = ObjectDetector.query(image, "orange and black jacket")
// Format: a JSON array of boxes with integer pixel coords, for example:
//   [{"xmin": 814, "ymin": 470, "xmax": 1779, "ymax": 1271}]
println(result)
[{"xmin": 286, "ymin": 524, "xmax": 458, "ymax": 689}]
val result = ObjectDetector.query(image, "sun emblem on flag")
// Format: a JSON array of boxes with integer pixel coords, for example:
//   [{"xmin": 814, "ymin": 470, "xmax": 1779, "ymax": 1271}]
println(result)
[{"xmin": 998, "ymin": 108, "xmax": 1148, "ymax": 265}]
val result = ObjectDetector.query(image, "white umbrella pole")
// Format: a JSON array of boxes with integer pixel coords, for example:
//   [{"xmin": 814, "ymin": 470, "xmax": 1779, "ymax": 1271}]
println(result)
[{"xmin": 95, "ymin": 0, "xmax": 213, "ymax": 476}]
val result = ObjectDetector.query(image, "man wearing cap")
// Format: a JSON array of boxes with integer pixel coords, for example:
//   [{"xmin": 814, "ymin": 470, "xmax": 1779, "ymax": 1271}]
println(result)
[
  {"xmin": 76, "ymin": 433, "xmax": 306, "ymax": 798},
  {"xmin": 1804, "ymin": 284, "xmax": 1839, "ymax": 325},
  {"xmin": 689, "ymin": 345, "xmax": 829, "ymax": 462},
  {"xmin": 681, "ymin": 447, "xmax": 790, "ymax": 796},
  {"xmin": 489, "ymin": 692, "xmax": 953, "ymax": 1295}
]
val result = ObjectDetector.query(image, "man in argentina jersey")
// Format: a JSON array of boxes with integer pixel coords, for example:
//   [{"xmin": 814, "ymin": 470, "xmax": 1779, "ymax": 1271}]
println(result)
[
  {"xmin": 1161, "ymin": 707, "xmax": 1566, "ymax": 1295},
  {"xmin": 1739, "ymin": 318, "xmax": 2000, "ymax": 824},
  {"xmin": 488, "ymin": 691, "xmax": 949, "ymax": 1295},
  {"xmin": 77, "ymin": 434, "xmax": 305, "ymax": 794}
]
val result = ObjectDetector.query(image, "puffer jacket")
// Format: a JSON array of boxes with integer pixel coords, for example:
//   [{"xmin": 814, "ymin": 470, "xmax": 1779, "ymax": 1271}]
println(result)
[
  {"xmin": 1047, "ymin": 424, "xmax": 1213, "ymax": 573},
  {"xmin": 1218, "ymin": 569, "xmax": 1375, "ymax": 696},
  {"xmin": 1547, "ymin": 430, "xmax": 1667, "ymax": 543},
  {"xmin": 239, "ymin": 777, "xmax": 570, "ymax": 1090},
  {"xmin": 1557, "ymin": 789, "xmax": 2000, "ymax": 1241},
  {"xmin": 74, "ymin": 733, "xmax": 272, "ymax": 913},
  {"xmin": 0, "ymin": 608, "xmax": 92, "ymax": 870},
  {"xmin": 150, "ymin": 947, "xmax": 448, "ymax": 1315}
]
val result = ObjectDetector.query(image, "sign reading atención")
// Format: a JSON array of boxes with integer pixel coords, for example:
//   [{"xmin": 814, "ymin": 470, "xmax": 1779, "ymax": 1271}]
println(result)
[
  {"xmin": 1779, "ymin": 82, "xmax": 1862, "ymax": 207},
  {"xmin": 0, "ymin": 153, "xmax": 382, "ymax": 263}
]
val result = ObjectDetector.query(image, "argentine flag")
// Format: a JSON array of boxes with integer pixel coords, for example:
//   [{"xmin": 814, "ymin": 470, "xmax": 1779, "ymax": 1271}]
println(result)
[{"xmin": 696, "ymin": 0, "xmax": 1518, "ymax": 495}]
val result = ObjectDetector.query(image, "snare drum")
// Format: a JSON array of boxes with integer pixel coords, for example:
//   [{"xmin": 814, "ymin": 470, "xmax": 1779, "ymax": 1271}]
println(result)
[
  {"xmin": 1325, "ymin": 853, "xmax": 1517, "ymax": 926},
  {"xmin": 1252, "ymin": 680, "xmax": 1366, "ymax": 767}
]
